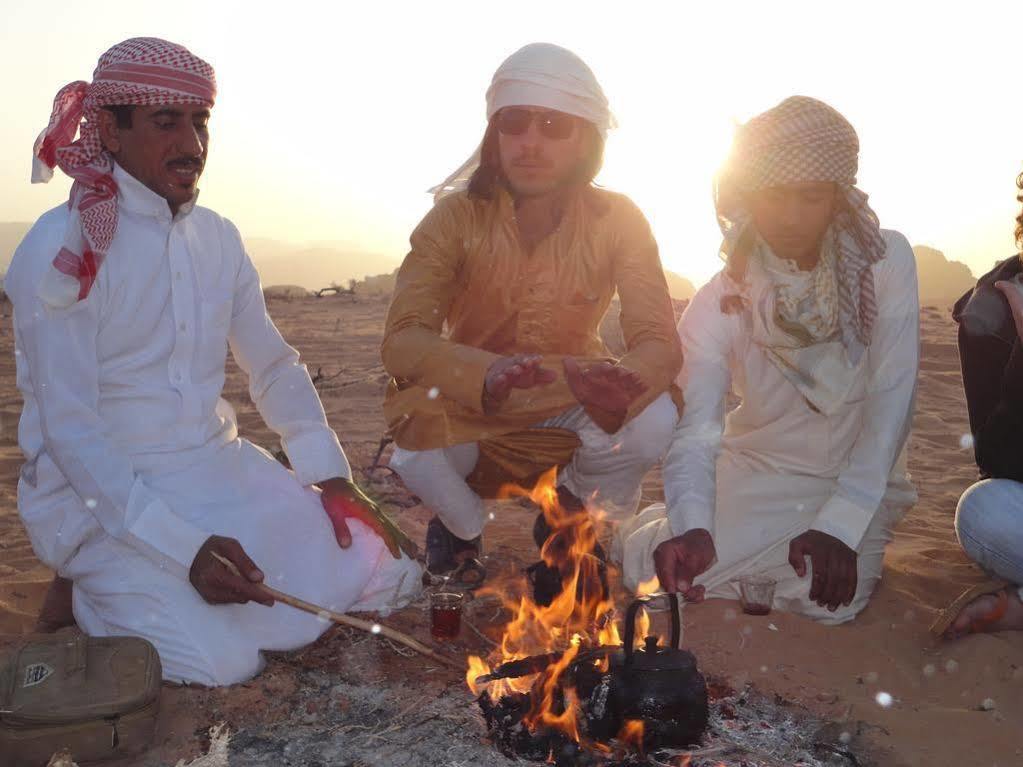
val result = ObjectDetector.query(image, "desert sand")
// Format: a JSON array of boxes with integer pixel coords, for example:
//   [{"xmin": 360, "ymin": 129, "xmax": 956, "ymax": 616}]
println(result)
[{"xmin": 0, "ymin": 294, "xmax": 1020, "ymax": 766}]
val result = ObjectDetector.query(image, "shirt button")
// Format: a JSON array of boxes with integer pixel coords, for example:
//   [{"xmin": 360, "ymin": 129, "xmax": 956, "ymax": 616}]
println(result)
[
  {"xmin": 175, "ymin": 271, "xmax": 183, "ymax": 280},
  {"xmin": 179, "ymin": 322, "xmax": 186, "ymax": 332}
]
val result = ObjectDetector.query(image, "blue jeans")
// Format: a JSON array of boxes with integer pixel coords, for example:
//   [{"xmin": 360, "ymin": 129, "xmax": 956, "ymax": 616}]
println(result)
[{"xmin": 955, "ymin": 479, "xmax": 1023, "ymax": 600}]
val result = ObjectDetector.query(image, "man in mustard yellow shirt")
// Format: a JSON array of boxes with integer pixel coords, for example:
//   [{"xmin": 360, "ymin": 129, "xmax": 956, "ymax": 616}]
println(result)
[{"xmin": 382, "ymin": 43, "xmax": 681, "ymax": 595}]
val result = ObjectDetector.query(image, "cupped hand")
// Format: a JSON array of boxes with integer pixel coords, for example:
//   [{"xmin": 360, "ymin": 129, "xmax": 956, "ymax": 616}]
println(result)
[
  {"xmin": 483, "ymin": 354, "xmax": 557, "ymax": 412},
  {"xmin": 563, "ymin": 357, "xmax": 648, "ymax": 431}
]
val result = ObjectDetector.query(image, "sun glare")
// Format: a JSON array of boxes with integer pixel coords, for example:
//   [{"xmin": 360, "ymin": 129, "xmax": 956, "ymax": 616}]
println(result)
[{"xmin": 599, "ymin": 111, "xmax": 735, "ymax": 279}]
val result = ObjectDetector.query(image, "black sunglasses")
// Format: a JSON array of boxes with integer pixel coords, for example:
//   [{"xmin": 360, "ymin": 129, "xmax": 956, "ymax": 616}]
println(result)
[{"xmin": 496, "ymin": 108, "xmax": 577, "ymax": 140}]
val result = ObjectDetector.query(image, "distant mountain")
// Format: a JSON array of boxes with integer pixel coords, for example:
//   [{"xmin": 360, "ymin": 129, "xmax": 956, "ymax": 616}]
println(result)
[
  {"xmin": 664, "ymin": 270, "xmax": 696, "ymax": 300},
  {"xmin": 0, "ymin": 222, "xmax": 32, "ymax": 271},
  {"xmin": 0, "ymin": 225, "xmax": 398, "ymax": 290},
  {"xmin": 0, "ymin": 221, "xmax": 979, "ymax": 307},
  {"xmin": 913, "ymin": 245, "xmax": 976, "ymax": 307},
  {"xmin": 244, "ymin": 238, "xmax": 399, "ymax": 291},
  {"xmin": 353, "ymin": 268, "xmax": 400, "ymax": 295}
]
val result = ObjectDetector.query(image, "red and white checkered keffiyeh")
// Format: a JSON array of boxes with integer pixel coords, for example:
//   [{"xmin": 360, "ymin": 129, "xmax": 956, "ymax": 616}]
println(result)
[
  {"xmin": 31, "ymin": 37, "xmax": 216, "ymax": 307},
  {"xmin": 715, "ymin": 96, "xmax": 886, "ymax": 364}
]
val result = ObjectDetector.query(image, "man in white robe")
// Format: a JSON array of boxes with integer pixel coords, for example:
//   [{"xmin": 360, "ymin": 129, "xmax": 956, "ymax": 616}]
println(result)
[
  {"xmin": 9, "ymin": 37, "xmax": 420, "ymax": 685},
  {"xmin": 615, "ymin": 97, "xmax": 919, "ymax": 624}
]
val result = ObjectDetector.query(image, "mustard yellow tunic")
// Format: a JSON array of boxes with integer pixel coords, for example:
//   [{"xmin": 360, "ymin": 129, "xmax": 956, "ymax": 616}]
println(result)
[{"xmin": 382, "ymin": 185, "xmax": 682, "ymax": 451}]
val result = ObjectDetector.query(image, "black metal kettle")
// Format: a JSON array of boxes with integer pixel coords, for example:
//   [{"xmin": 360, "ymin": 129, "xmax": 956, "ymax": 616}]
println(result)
[{"xmin": 606, "ymin": 594, "xmax": 709, "ymax": 748}]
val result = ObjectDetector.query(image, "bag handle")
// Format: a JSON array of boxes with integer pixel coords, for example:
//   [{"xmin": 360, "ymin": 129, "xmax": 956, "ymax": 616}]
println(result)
[{"xmin": 623, "ymin": 593, "xmax": 681, "ymax": 663}]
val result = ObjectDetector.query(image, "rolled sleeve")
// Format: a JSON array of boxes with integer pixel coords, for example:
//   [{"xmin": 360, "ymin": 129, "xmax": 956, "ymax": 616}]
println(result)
[
  {"xmin": 811, "ymin": 494, "xmax": 876, "ymax": 551},
  {"xmin": 129, "ymin": 482, "xmax": 210, "ymax": 573},
  {"xmin": 282, "ymin": 429, "xmax": 352, "ymax": 487}
]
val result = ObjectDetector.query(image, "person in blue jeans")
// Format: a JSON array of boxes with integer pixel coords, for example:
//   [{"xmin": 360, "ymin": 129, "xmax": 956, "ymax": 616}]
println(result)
[{"xmin": 940, "ymin": 183, "xmax": 1023, "ymax": 638}]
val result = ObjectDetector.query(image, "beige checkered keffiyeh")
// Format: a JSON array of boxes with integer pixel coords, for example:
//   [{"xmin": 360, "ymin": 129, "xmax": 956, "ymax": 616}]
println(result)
[{"xmin": 715, "ymin": 96, "xmax": 887, "ymax": 365}]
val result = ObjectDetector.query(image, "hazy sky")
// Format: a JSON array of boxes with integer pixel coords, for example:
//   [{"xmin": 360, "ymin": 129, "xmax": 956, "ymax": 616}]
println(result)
[{"xmin": 2, "ymin": 0, "xmax": 1021, "ymax": 284}]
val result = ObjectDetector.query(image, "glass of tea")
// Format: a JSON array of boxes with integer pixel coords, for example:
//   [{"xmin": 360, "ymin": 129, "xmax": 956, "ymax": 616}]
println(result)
[
  {"xmin": 738, "ymin": 575, "xmax": 777, "ymax": 616},
  {"xmin": 430, "ymin": 591, "xmax": 463, "ymax": 640}
]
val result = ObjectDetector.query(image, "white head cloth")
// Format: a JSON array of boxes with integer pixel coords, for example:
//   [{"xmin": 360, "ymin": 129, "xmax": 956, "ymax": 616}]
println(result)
[{"xmin": 429, "ymin": 42, "xmax": 616, "ymax": 200}]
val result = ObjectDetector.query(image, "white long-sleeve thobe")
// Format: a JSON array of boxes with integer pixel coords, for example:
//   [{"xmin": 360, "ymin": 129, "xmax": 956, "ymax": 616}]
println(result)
[
  {"xmin": 615, "ymin": 230, "xmax": 919, "ymax": 623},
  {"xmin": 9, "ymin": 165, "xmax": 419, "ymax": 684}
]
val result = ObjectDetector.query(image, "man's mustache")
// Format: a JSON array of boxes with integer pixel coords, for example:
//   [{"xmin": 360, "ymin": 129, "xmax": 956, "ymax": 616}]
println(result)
[{"xmin": 167, "ymin": 157, "xmax": 203, "ymax": 169}]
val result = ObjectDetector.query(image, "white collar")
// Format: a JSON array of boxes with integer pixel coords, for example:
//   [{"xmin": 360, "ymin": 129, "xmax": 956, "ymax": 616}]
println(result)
[{"xmin": 113, "ymin": 162, "xmax": 199, "ymax": 223}]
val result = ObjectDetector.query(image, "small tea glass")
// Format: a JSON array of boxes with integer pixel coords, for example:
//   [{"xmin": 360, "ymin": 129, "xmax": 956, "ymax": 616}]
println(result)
[
  {"xmin": 430, "ymin": 591, "xmax": 464, "ymax": 640},
  {"xmin": 737, "ymin": 575, "xmax": 777, "ymax": 616}
]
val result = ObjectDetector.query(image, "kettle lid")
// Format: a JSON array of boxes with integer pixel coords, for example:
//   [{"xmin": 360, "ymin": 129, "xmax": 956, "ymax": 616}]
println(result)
[{"xmin": 627, "ymin": 634, "xmax": 698, "ymax": 673}]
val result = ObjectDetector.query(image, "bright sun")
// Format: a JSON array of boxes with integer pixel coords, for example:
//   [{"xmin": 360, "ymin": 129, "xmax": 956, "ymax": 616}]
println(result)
[{"xmin": 597, "ymin": 102, "xmax": 738, "ymax": 282}]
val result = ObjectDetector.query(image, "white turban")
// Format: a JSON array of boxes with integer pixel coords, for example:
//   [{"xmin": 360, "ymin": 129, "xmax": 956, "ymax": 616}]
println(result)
[{"xmin": 429, "ymin": 42, "xmax": 616, "ymax": 200}]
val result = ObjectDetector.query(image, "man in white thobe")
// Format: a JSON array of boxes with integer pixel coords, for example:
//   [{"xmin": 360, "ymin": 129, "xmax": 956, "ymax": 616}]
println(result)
[
  {"xmin": 9, "ymin": 38, "xmax": 420, "ymax": 685},
  {"xmin": 615, "ymin": 97, "xmax": 919, "ymax": 624}
]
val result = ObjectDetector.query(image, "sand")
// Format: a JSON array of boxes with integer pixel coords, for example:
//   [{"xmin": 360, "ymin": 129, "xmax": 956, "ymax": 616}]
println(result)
[{"xmin": 0, "ymin": 294, "xmax": 1020, "ymax": 766}]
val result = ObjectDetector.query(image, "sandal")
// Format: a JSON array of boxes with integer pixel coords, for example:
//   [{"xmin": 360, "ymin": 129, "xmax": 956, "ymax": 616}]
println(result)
[
  {"xmin": 929, "ymin": 578, "xmax": 1011, "ymax": 637},
  {"xmin": 424, "ymin": 517, "xmax": 486, "ymax": 590},
  {"xmin": 449, "ymin": 557, "xmax": 488, "ymax": 590}
]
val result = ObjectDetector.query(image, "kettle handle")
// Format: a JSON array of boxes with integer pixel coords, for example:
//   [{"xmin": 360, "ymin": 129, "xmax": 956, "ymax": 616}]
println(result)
[{"xmin": 623, "ymin": 593, "xmax": 681, "ymax": 661}]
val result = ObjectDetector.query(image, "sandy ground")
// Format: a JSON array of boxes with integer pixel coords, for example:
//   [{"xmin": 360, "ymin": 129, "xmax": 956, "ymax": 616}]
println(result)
[{"xmin": 0, "ymin": 295, "xmax": 1021, "ymax": 766}]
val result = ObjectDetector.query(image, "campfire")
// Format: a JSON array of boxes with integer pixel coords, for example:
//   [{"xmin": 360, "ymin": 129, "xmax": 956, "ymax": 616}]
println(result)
[{"xmin": 466, "ymin": 470, "xmax": 709, "ymax": 766}]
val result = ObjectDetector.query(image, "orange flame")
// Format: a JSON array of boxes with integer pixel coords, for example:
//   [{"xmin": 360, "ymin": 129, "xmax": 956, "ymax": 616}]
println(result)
[
  {"xmin": 469, "ymin": 468, "xmax": 627, "ymax": 746},
  {"xmin": 617, "ymin": 719, "xmax": 645, "ymax": 751},
  {"xmin": 466, "ymin": 655, "xmax": 490, "ymax": 697},
  {"xmin": 633, "ymin": 605, "xmax": 652, "ymax": 650},
  {"xmin": 636, "ymin": 575, "xmax": 661, "ymax": 596},
  {"xmin": 524, "ymin": 642, "xmax": 582, "ymax": 742}
]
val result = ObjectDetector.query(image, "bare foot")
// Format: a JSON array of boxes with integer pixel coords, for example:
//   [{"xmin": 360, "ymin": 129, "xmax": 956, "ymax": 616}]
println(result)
[{"xmin": 944, "ymin": 588, "xmax": 1023, "ymax": 639}]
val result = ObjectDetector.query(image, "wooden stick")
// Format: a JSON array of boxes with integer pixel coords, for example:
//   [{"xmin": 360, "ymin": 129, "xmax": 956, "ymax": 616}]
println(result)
[
  {"xmin": 210, "ymin": 552, "xmax": 459, "ymax": 669},
  {"xmin": 463, "ymin": 617, "xmax": 499, "ymax": 649}
]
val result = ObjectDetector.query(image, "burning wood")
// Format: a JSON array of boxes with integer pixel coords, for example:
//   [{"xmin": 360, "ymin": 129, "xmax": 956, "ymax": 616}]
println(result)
[
  {"xmin": 466, "ymin": 470, "xmax": 709, "ymax": 765},
  {"xmin": 473, "ymin": 646, "xmax": 618, "ymax": 686}
]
